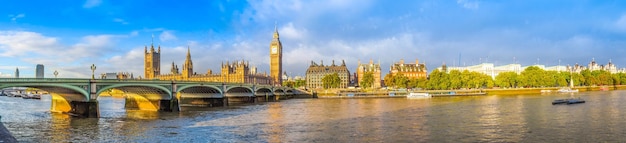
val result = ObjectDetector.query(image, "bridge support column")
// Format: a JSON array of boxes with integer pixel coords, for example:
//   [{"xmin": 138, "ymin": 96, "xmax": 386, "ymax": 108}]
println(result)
[
  {"xmin": 70, "ymin": 100, "xmax": 99, "ymax": 118},
  {"xmin": 158, "ymin": 99, "xmax": 179, "ymax": 112},
  {"xmin": 223, "ymin": 98, "xmax": 229, "ymax": 107}
]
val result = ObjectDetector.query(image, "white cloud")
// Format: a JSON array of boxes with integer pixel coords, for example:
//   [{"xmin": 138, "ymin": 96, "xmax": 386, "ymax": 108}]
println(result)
[
  {"xmin": 159, "ymin": 31, "xmax": 177, "ymax": 42},
  {"xmin": 457, "ymin": 0, "xmax": 479, "ymax": 10},
  {"xmin": 0, "ymin": 72, "xmax": 11, "ymax": 77},
  {"xmin": 113, "ymin": 18, "xmax": 129, "ymax": 25},
  {"xmin": 83, "ymin": 0, "xmax": 102, "ymax": 8},
  {"xmin": 0, "ymin": 31, "xmax": 60, "ymax": 57},
  {"xmin": 279, "ymin": 22, "xmax": 308, "ymax": 40},
  {"xmin": 0, "ymin": 30, "xmax": 128, "ymax": 78},
  {"xmin": 8, "ymin": 13, "xmax": 25, "ymax": 22}
]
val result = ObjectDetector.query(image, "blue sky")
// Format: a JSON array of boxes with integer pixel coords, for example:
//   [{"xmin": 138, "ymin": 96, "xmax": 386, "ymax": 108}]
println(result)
[{"xmin": 1, "ymin": 0, "xmax": 626, "ymax": 78}]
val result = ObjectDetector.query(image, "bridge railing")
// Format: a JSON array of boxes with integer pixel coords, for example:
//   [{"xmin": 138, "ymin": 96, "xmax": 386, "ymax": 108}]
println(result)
[{"xmin": 0, "ymin": 78, "xmax": 285, "ymax": 89}]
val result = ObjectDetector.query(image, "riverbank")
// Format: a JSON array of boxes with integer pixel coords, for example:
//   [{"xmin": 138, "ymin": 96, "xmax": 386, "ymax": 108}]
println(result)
[
  {"xmin": 0, "ymin": 116, "xmax": 17, "ymax": 143},
  {"xmin": 311, "ymin": 85, "xmax": 626, "ymax": 98}
]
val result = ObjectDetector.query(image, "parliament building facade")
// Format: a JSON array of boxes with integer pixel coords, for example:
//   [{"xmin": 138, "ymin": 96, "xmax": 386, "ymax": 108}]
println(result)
[{"xmin": 143, "ymin": 29, "xmax": 284, "ymax": 85}]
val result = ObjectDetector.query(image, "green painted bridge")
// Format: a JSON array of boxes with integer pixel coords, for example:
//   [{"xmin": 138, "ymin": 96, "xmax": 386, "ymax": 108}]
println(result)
[{"xmin": 0, "ymin": 78, "xmax": 303, "ymax": 117}]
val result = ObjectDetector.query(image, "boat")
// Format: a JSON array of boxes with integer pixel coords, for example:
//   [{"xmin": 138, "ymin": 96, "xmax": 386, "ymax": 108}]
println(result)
[
  {"xmin": 557, "ymin": 88, "xmax": 578, "ymax": 93},
  {"xmin": 552, "ymin": 97, "xmax": 585, "ymax": 105},
  {"xmin": 407, "ymin": 92, "xmax": 431, "ymax": 99},
  {"xmin": 540, "ymin": 90, "xmax": 552, "ymax": 93}
]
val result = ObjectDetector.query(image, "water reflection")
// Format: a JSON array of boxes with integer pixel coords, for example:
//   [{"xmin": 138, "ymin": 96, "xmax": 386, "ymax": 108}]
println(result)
[{"xmin": 2, "ymin": 91, "xmax": 626, "ymax": 142}]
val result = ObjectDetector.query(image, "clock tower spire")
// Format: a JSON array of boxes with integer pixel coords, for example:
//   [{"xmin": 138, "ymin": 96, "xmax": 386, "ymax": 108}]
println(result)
[{"xmin": 270, "ymin": 25, "xmax": 283, "ymax": 86}]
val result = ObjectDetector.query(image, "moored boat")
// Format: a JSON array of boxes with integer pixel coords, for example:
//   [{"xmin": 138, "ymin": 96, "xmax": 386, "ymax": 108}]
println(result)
[
  {"xmin": 552, "ymin": 97, "xmax": 585, "ymax": 105},
  {"xmin": 407, "ymin": 92, "xmax": 431, "ymax": 99},
  {"xmin": 557, "ymin": 88, "xmax": 578, "ymax": 93}
]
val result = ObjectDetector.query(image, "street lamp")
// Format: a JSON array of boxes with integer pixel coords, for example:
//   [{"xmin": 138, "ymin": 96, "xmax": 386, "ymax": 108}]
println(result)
[
  {"xmin": 53, "ymin": 70, "xmax": 58, "ymax": 78},
  {"xmin": 90, "ymin": 64, "xmax": 96, "ymax": 79}
]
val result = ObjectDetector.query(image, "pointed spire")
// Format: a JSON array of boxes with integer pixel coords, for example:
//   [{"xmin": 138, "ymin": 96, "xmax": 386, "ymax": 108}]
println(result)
[
  {"xmin": 151, "ymin": 34, "xmax": 154, "ymax": 46},
  {"xmin": 273, "ymin": 22, "xmax": 279, "ymax": 39},
  {"xmin": 186, "ymin": 46, "xmax": 191, "ymax": 59}
]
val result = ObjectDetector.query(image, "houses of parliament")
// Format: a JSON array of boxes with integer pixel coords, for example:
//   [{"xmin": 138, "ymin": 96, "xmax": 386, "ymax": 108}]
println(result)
[{"xmin": 143, "ymin": 29, "xmax": 283, "ymax": 86}]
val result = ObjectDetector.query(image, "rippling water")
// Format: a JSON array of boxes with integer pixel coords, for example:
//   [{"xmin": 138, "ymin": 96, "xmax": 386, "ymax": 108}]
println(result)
[{"xmin": 1, "ymin": 90, "xmax": 626, "ymax": 142}]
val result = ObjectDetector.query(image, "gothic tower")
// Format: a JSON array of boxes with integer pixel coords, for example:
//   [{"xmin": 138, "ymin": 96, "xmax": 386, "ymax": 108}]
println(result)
[
  {"xmin": 182, "ymin": 46, "xmax": 193, "ymax": 79},
  {"xmin": 270, "ymin": 25, "xmax": 283, "ymax": 86},
  {"xmin": 144, "ymin": 36, "xmax": 161, "ymax": 79}
]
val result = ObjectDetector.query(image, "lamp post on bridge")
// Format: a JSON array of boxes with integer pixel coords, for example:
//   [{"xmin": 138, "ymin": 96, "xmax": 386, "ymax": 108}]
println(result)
[
  {"xmin": 90, "ymin": 64, "xmax": 96, "ymax": 79},
  {"xmin": 53, "ymin": 70, "xmax": 58, "ymax": 78}
]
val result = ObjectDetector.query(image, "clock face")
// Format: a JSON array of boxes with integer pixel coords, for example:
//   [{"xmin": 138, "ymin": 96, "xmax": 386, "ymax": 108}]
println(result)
[{"xmin": 271, "ymin": 46, "xmax": 278, "ymax": 54}]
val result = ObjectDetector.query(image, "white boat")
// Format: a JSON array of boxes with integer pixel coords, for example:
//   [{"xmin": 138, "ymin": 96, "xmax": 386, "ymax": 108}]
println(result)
[
  {"xmin": 407, "ymin": 92, "xmax": 431, "ymax": 98},
  {"xmin": 557, "ymin": 88, "xmax": 579, "ymax": 93}
]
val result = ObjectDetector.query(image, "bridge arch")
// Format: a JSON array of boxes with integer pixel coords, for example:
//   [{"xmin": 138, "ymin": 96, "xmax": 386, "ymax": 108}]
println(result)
[
  {"xmin": 224, "ymin": 86, "xmax": 254, "ymax": 97},
  {"xmin": 255, "ymin": 88, "xmax": 272, "ymax": 95},
  {"xmin": 177, "ymin": 85, "xmax": 223, "ymax": 94},
  {"xmin": 96, "ymin": 84, "xmax": 172, "ymax": 99},
  {"xmin": 0, "ymin": 84, "xmax": 89, "ymax": 101}
]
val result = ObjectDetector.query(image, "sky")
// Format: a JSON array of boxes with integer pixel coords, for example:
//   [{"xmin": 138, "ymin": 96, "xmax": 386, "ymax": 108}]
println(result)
[{"xmin": 1, "ymin": 0, "xmax": 626, "ymax": 78}]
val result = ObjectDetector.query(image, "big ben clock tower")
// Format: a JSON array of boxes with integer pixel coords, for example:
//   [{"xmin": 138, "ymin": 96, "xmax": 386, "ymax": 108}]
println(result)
[{"xmin": 270, "ymin": 26, "xmax": 283, "ymax": 86}]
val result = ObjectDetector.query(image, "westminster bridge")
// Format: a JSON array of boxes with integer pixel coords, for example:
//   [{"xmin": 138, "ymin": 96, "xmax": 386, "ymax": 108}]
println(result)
[{"xmin": 0, "ymin": 78, "xmax": 303, "ymax": 117}]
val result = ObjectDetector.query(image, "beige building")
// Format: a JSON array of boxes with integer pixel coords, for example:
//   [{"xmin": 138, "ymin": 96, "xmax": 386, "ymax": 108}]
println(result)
[
  {"xmin": 143, "ymin": 32, "xmax": 277, "ymax": 85},
  {"xmin": 390, "ymin": 59, "xmax": 428, "ymax": 79},
  {"xmin": 356, "ymin": 59, "xmax": 381, "ymax": 88},
  {"xmin": 306, "ymin": 60, "xmax": 351, "ymax": 89}
]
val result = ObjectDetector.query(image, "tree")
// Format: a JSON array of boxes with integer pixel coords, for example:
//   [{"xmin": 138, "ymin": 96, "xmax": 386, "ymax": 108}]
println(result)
[
  {"xmin": 384, "ymin": 73, "xmax": 395, "ymax": 88},
  {"xmin": 283, "ymin": 81, "xmax": 295, "ymax": 88},
  {"xmin": 322, "ymin": 73, "xmax": 341, "ymax": 89},
  {"xmin": 495, "ymin": 71, "xmax": 518, "ymax": 88},
  {"xmin": 448, "ymin": 70, "xmax": 463, "ymax": 89},
  {"xmin": 294, "ymin": 79, "xmax": 306, "ymax": 88},
  {"xmin": 360, "ymin": 71, "xmax": 374, "ymax": 89},
  {"xmin": 394, "ymin": 73, "xmax": 409, "ymax": 88},
  {"xmin": 519, "ymin": 66, "xmax": 545, "ymax": 87}
]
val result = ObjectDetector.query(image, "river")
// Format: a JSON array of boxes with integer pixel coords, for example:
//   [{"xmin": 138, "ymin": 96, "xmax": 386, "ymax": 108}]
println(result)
[{"xmin": 1, "ymin": 90, "xmax": 626, "ymax": 142}]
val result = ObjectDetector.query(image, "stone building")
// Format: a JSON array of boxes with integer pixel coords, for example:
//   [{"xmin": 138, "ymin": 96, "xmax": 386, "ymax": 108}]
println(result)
[
  {"xmin": 390, "ymin": 59, "xmax": 428, "ymax": 79},
  {"xmin": 306, "ymin": 60, "xmax": 351, "ymax": 89},
  {"xmin": 143, "ymin": 30, "xmax": 279, "ymax": 85},
  {"xmin": 356, "ymin": 59, "xmax": 381, "ymax": 88}
]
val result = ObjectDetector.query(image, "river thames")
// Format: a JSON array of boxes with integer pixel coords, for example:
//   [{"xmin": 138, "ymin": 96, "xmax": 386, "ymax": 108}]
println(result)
[{"xmin": 1, "ymin": 90, "xmax": 626, "ymax": 142}]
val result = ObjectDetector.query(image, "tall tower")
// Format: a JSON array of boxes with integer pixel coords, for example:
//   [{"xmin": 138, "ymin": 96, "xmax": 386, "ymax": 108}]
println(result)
[
  {"xmin": 15, "ymin": 67, "xmax": 19, "ymax": 78},
  {"xmin": 270, "ymin": 25, "xmax": 283, "ymax": 86},
  {"xmin": 35, "ymin": 64, "xmax": 44, "ymax": 78},
  {"xmin": 182, "ymin": 46, "xmax": 193, "ymax": 79},
  {"xmin": 144, "ymin": 36, "xmax": 161, "ymax": 79}
]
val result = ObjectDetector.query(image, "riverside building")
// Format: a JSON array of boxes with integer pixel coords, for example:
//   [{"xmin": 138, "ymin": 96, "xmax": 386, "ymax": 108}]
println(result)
[
  {"xmin": 389, "ymin": 59, "xmax": 428, "ymax": 79},
  {"xmin": 356, "ymin": 59, "xmax": 382, "ymax": 88},
  {"xmin": 305, "ymin": 60, "xmax": 351, "ymax": 89}
]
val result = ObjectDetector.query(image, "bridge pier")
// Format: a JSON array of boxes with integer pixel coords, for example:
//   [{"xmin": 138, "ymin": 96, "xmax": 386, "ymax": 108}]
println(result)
[
  {"xmin": 159, "ymin": 99, "xmax": 179, "ymax": 112},
  {"xmin": 69, "ymin": 100, "xmax": 99, "ymax": 118}
]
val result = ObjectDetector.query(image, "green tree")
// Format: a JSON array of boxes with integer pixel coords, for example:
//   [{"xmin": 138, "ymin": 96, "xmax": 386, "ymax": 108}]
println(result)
[
  {"xmin": 360, "ymin": 71, "xmax": 375, "ymax": 89},
  {"xmin": 580, "ymin": 69, "xmax": 592, "ymax": 86},
  {"xmin": 495, "ymin": 71, "xmax": 518, "ymax": 88},
  {"xmin": 519, "ymin": 66, "xmax": 546, "ymax": 87},
  {"xmin": 427, "ymin": 69, "xmax": 449, "ymax": 90},
  {"xmin": 394, "ymin": 73, "xmax": 409, "ymax": 88},
  {"xmin": 282, "ymin": 81, "xmax": 295, "ymax": 88},
  {"xmin": 448, "ymin": 70, "xmax": 463, "ymax": 89},
  {"xmin": 384, "ymin": 73, "xmax": 395, "ymax": 88},
  {"xmin": 294, "ymin": 79, "xmax": 306, "ymax": 88},
  {"xmin": 322, "ymin": 73, "xmax": 341, "ymax": 89}
]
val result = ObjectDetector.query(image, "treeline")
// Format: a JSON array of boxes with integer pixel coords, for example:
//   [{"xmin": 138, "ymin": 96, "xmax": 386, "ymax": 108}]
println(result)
[{"xmin": 383, "ymin": 66, "xmax": 626, "ymax": 90}]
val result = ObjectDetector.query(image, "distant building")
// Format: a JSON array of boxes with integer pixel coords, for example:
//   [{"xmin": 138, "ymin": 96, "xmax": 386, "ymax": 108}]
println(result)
[
  {"xmin": 144, "ymin": 39, "xmax": 273, "ymax": 85},
  {"xmin": 15, "ymin": 68, "xmax": 19, "ymax": 78},
  {"xmin": 356, "ymin": 59, "xmax": 382, "ymax": 88},
  {"xmin": 35, "ymin": 64, "xmax": 44, "ymax": 78},
  {"xmin": 390, "ymin": 59, "xmax": 427, "ymax": 79},
  {"xmin": 306, "ymin": 60, "xmax": 351, "ymax": 89},
  {"xmin": 101, "ymin": 72, "xmax": 134, "ymax": 79}
]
